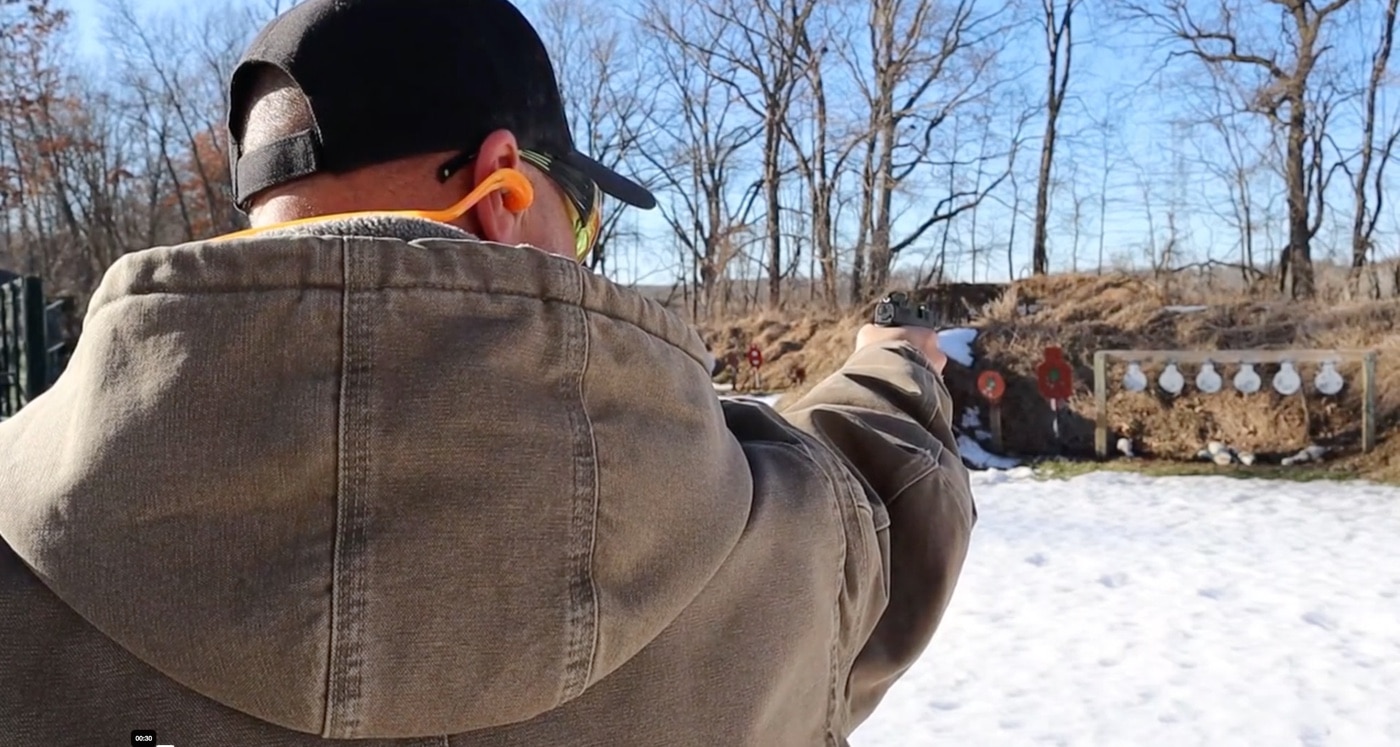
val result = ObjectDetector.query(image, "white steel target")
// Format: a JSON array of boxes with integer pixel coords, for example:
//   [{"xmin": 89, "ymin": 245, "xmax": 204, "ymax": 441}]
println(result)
[
  {"xmin": 1093, "ymin": 348, "xmax": 1379, "ymax": 458},
  {"xmin": 1159, "ymin": 363, "xmax": 1184, "ymax": 395},
  {"xmin": 1115, "ymin": 359, "xmax": 1352, "ymax": 397},
  {"xmin": 1234, "ymin": 363, "xmax": 1261, "ymax": 394},
  {"xmin": 1196, "ymin": 362, "xmax": 1222, "ymax": 394},
  {"xmin": 1123, "ymin": 362, "xmax": 1148, "ymax": 392},
  {"xmin": 1315, "ymin": 361, "xmax": 1344, "ymax": 396},
  {"xmin": 1272, "ymin": 361, "xmax": 1301, "ymax": 396}
]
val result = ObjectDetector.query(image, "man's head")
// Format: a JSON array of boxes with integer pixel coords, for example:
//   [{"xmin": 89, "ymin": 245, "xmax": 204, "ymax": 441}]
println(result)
[{"xmin": 226, "ymin": 0, "xmax": 655, "ymax": 260}]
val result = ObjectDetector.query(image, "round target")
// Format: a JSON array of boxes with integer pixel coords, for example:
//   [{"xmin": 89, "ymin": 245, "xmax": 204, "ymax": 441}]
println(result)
[
  {"xmin": 977, "ymin": 370, "xmax": 1006, "ymax": 404},
  {"xmin": 1234, "ymin": 363, "xmax": 1261, "ymax": 394},
  {"xmin": 1158, "ymin": 363, "xmax": 1184, "ymax": 395},
  {"xmin": 1315, "ymin": 361, "xmax": 1344, "ymax": 396},
  {"xmin": 1123, "ymin": 362, "xmax": 1147, "ymax": 392},
  {"xmin": 1272, "ymin": 361, "xmax": 1301, "ymax": 396},
  {"xmin": 1196, "ymin": 362, "xmax": 1222, "ymax": 394}
]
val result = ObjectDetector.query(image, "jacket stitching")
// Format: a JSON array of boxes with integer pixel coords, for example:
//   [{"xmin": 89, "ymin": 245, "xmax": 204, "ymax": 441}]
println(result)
[
  {"xmin": 324, "ymin": 238, "xmax": 372, "ymax": 736},
  {"xmin": 780, "ymin": 435, "xmax": 855, "ymax": 746},
  {"xmin": 560, "ymin": 265, "xmax": 600, "ymax": 702}
]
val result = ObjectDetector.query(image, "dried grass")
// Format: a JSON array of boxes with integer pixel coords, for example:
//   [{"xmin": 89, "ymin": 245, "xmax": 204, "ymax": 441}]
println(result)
[
  {"xmin": 977, "ymin": 273, "xmax": 1400, "ymax": 459},
  {"xmin": 698, "ymin": 272, "xmax": 1400, "ymax": 477}
]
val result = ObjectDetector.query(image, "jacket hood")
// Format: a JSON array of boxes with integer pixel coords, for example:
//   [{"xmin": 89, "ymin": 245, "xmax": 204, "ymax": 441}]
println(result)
[{"xmin": 0, "ymin": 218, "xmax": 751, "ymax": 738}]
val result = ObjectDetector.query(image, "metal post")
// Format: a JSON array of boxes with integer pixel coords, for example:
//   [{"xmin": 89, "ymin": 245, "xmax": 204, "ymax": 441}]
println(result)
[
  {"xmin": 21, "ymin": 276, "xmax": 48, "ymax": 403},
  {"xmin": 1, "ymin": 280, "xmax": 19, "ymax": 416},
  {"xmin": 1093, "ymin": 351, "xmax": 1108, "ymax": 458},
  {"xmin": 1362, "ymin": 352, "xmax": 1377, "ymax": 454}
]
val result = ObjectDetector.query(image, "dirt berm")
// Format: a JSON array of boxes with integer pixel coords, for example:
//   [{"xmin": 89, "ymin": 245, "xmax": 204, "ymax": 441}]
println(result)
[{"xmin": 697, "ymin": 274, "xmax": 1400, "ymax": 481}]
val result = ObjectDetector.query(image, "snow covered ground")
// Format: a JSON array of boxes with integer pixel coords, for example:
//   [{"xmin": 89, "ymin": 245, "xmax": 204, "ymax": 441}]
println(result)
[{"xmin": 852, "ymin": 469, "xmax": 1400, "ymax": 747}]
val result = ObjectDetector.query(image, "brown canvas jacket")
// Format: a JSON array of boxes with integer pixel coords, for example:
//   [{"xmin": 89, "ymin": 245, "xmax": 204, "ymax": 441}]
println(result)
[{"xmin": 0, "ymin": 217, "xmax": 975, "ymax": 746}]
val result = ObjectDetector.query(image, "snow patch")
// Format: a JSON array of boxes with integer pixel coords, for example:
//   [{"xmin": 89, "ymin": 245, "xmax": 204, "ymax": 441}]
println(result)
[
  {"xmin": 956, "ymin": 406, "xmax": 1019, "ymax": 470},
  {"xmin": 851, "ymin": 472, "xmax": 1400, "ymax": 746},
  {"xmin": 957, "ymin": 434, "xmax": 1020, "ymax": 470},
  {"xmin": 722, "ymin": 393, "xmax": 783, "ymax": 407},
  {"xmin": 938, "ymin": 327, "xmax": 977, "ymax": 367}
]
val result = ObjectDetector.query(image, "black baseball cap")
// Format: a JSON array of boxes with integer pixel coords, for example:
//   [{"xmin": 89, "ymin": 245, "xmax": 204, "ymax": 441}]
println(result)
[{"xmin": 226, "ymin": 0, "xmax": 655, "ymax": 213}]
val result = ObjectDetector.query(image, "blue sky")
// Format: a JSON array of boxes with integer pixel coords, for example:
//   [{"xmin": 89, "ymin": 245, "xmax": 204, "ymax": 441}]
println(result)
[{"xmin": 52, "ymin": 0, "xmax": 1400, "ymax": 286}]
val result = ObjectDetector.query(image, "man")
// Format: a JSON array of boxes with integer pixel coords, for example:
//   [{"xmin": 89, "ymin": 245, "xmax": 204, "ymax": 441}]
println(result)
[{"xmin": 0, "ymin": 0, "xmax": 975, "ymax": 745}]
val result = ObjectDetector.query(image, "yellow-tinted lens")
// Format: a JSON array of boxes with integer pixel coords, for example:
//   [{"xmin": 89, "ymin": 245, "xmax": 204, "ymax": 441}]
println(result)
[
  {"xmin": 568, "ymin": 189, "xmax": 602, "ymax": 261},
  {"xmin": 520, "ymin": 149, "xmax": 602, "ymax": 262}
]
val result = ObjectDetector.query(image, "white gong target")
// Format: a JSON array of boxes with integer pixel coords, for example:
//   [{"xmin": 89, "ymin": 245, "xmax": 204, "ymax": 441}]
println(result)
[
  {"xmin": 1123, "ymin": 362, "xmax": 1148, "ymax": 393},
  {"xmin": 1315, "ymin": 361, "xmax": 1344, "ymax": 396},
  {"xmin": 1234, "ymin": 363, "xmax": 1261, "ymax": 394},
  {"xmin": 1272, "ymin": 361, "xmax": 1301, "ymax": 396},
  {"xmin": 1159, "ymin": 363, "xmax": 1184, "ymax": 395},
  {"xmin": 1196, "ymin": 362, "xmax": 1222, "ymax": 394}
]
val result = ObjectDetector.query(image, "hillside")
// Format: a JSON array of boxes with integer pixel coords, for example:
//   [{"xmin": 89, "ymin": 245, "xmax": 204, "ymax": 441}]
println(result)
[{"xmin": 698, "ymin": 273, "xmax": 1400, "ymax": 482}]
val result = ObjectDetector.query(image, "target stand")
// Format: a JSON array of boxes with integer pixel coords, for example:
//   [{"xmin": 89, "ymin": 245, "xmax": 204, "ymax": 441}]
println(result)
[{"xmin": 1092, "ymin": 348, "xmax": 1380, "ymax": 459}]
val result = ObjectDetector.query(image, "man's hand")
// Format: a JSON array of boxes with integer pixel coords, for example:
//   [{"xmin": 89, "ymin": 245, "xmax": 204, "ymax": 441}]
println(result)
[{"xmin": 855, "ymin": 324, "xmax": 948, "ymax": 375}]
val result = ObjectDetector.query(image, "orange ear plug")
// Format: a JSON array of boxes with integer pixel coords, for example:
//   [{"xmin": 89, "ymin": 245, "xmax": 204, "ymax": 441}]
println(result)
[{"xmin": 215, "ymin": 167, "xmax": 536, "ymax": 241}]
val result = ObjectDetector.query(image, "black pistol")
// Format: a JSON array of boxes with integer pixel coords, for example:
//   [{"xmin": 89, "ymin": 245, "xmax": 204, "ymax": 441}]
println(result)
[{"xmin": 872, "ymin": 292, "xmax": 939, "ymax": 329}]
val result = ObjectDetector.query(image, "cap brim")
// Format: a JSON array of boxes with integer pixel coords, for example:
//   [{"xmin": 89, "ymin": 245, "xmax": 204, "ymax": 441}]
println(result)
[{"xmin": 562, "ymin": 151, "xmax": 656, "ymax": 210}]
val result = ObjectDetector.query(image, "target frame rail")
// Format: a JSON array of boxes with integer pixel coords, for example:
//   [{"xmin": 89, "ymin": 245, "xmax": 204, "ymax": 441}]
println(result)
[{"xmin": 1092, "ymin": 348, "xmax": 1380, "ymax": 458}]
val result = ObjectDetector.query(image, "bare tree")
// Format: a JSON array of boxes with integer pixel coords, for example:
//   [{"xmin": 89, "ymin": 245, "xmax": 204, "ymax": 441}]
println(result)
[
  {"xmin": 1346, "ymin": 0, "xmax": 1400, "ymax": 298},
  {"xmin": 1031, "ymin": 0, "xmax": 1080, "ymax": 276},
  {"xmin": 934, "ymin": 113, "xmax": 963, "ymax": 282},
  {"xmin": 1004, "ymin": 161, "xmax": 1023, "ymax": 281},
  {"xmin": 1119, "ymin": 151, "xmax": 1168, "ymax": 274},
  {"xmin": 638, "ymin": 0, "xmax": 764, "ymax": 317},
  {"xmin": 974, "ymin": 100, "xmax": 1036, "ymax": 281},
  {"xmin": 105, "ymin": 1, "xmax": 223, "ymax": 238},
  {"xmin": 1185, "ymin": 70, "xmax": 1271, "ymax": 281},
  {"xmin": 1, "ymin": 0, "xmax": 80, "ymax": 279},
  {"xmin": 1124, "ymin": 0, "xmax": 1357, "ymax": 299},
  {"xmin": 780, "ymin": 9, "xmax": 860, "ymax": 304},
  {"xmin": 1084, "ymin": 103, "xmax": 1125, "ymax": 274},
  {"xmin": 665, "ymin": 0, "xmax": 820, "ymax": 309},
  {"xmin": 845, "ymin": 0, "xmax": 1014, "ymax": 302},
  {"xmin": 966, "ymin": 115, "xmax": 997, "ymax": 281},
  {"xmin": 1058, "ymin": 161, "xmax": 1088, "ymax": 273},
  {"xmin": 535, "ymin": 0, "xmax": 650, "ymax": 279}
]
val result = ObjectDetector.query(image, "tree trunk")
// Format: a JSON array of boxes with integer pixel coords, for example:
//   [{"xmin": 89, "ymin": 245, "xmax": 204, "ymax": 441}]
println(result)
[
  {"xmin": 1031, "ymin": 0, "xmax": 1072, "ymax": 276},
  {"xmin": 1349, "ymin": 0, "xmax": 1399, "ymax": 298},
  {"xmin": 1283, "ymin": 90, "xmax": 1314, "ymax": 298}
]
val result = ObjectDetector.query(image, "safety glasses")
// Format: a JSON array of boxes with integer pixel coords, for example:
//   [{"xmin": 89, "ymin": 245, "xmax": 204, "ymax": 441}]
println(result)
[{"xmin": 518, "ymin": 150, "xmax": 602, "ymax": 261}]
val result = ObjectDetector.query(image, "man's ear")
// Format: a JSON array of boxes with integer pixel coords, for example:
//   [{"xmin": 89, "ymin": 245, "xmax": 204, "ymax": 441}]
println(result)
[{"xmin": 471, "ymin": 129, "xmax": 525, "ymax": 243}]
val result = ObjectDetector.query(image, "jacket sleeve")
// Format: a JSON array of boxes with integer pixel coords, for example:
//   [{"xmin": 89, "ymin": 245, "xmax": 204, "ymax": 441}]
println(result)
[{"xmin": 779, "ymin": 341, "xmax": 976, "ymax": 735}]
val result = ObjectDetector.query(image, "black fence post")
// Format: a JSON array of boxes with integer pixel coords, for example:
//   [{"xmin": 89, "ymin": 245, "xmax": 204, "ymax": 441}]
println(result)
[
  {"xmin": 1, "ymin": 279, "xmax": 20, "ymax": 417},
  {"xmin": 21, "ymin": 276, "xmax": 48, "ymax": 404},
  {"xmin": 0, "ymin": 275, "xmax": 66, "ymax": 417}
]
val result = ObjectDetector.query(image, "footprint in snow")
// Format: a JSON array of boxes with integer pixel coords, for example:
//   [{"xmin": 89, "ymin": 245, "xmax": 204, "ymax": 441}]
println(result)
[
  {"xmin": 1301, "ymin": 610, "xmax": 1339, "ymax": 632},
  {"xmin": 1025, "ymin": 553, "xmax": 1049, "ymax": 567},
  {"xmin": 1098, "ymin": 573, "xmax": 1129, "ymax": 588},
  {"xmin": 1298, "ymin": 725, "xmax": 1330, "ymax": 747}
]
